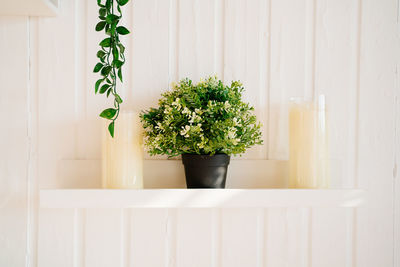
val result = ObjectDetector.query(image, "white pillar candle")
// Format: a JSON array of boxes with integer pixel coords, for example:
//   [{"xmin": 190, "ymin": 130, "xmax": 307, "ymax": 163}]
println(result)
[
  {"xmin": 102, "ymin": 111, "xmax": 144, "ymax": 189},
  {"xmin": 289, "ymin": 96, "xmax": 330, "ymax": 188}
]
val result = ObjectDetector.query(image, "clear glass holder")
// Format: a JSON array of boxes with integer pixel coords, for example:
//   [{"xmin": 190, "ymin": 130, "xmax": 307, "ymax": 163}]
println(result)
[
  {"xmin": 101, "ymin": 110, "xmax": 144, "ymax": 189},
  {"xmin": 289, "ymin": 96, "xmax": 330, "ymax": 188}
]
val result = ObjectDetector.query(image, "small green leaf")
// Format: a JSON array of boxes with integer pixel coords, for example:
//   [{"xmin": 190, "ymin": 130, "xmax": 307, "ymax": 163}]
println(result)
[
  {"xmin": 95, "ymin": 79, "xmax": 103, "ymax": 94},
  {"xmin": 99, "ymin": 38, "xmax": 111, "ymax": 47},
  {"xmin": 101, "ymin": 66, "xmax": 112, "ymax": 76},
  {"xmin": 100, "ymin": 108, "xmax": 117, "ymax": 120},
  {"xmin": 118, "ymin": 68, "xmax": 123, "ymax": 82},
  {"xmin": 115, "ymin": 94, "xmax": 123, "ymax": 104},
  {"xmin": 99, "ymin": 8, "xmax": 106, "ymax": 17},
  {"xmin": 118, "ymin": 0, "xmax": 129, "ymax": 6},
  {"xmin": 118, "ymin": 43, "xmax": 125, "ymax": 54},
  {"xmin": 93, "ymin": 63, "xmax": 103, "ymax": 73},
  {"xmin": 97, "ymin": 0, "xmax": 104, "ymax": 7},
  {"xmin": 112, "ymin": 47, "xmax": 119, "ymax": 61},
  {"xmin": 97, "ymin": 50, "xmax": 106, "ymax": 58},
  {"xmin": 95, "ymin": 21, "xmax": 106, "ymax": 31},
  {"xmin": 99, "ymin": 84, "xmax": 110, "ymax": 94},
  {"xmin": 108, "ymin": 121, "xmax": 115, "ymax": 138},
  {"xmin": 106, "ymin": 14, "xmax": 119, "ymax": 24},
  {"xmin": 114, "ymin": 60, "xmax": 123, "ymax": 68},
  {"xmin": 106, "ymin": 88, "xmax": 112, "ymax": 97},
  {"xmin": 99, "ymin": 15, "xmax": 106, "ymax": 20},
  {"xmin": 111, "ymin": 21, "xmax": 118, "ymax": 35},
  {"xmin": 116, "ymin": 26, "xmax": 130, "ymax": 35}
]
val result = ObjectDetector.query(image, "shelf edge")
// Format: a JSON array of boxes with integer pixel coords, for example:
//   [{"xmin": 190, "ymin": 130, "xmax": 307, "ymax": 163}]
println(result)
[{"xmin": 40, "ymin": 189, "xmax": 366, "ymax": 209}]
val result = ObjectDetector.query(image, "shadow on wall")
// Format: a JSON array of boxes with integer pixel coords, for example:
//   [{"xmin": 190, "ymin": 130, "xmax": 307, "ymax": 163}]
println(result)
[{"xmin": 53, "ymin": 159, "xmax": 289, "ymax": 189}]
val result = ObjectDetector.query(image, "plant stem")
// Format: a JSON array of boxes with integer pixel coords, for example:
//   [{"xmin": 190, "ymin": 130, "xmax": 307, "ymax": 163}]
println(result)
[
  {"xmin": 111, "ymin": 0, "xmax": 119, "ymax": 124},
  {"xmin": 95, "ymin": 0, "xmax": 129, "ymax": 137}
]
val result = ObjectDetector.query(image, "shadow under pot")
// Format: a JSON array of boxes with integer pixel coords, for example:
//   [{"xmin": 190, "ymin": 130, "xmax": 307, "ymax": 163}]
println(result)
[{"xmin": 181, "ymin": 154, "xmax": 231, "ymax": 188}]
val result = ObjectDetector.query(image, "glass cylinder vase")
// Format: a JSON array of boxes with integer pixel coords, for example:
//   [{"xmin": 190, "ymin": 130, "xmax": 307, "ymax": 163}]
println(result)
[
  {"xmin": 102, "ymin": 110, "xmax": 144, "ymax": 189},
  {"xmin": 289, "ymin": 95, "xmax": 330, "ymax": 188}
]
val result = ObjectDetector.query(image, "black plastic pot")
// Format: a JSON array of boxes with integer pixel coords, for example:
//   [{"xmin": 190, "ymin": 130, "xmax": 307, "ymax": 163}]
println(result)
[{"xmin": 181, "ymin": 154, "xmax": 231, "ymax": 188}]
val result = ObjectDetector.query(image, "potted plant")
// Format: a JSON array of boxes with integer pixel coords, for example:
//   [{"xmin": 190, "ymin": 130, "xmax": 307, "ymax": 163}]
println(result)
[{"xmin": 140, "ymin": 76, "xmax": 263, "ymax": 188}]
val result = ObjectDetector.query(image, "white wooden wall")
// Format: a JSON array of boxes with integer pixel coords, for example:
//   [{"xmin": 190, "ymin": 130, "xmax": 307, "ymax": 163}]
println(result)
[{"xmin": 0, "ymin": 0, "xmax": 399, "ymax": 266}]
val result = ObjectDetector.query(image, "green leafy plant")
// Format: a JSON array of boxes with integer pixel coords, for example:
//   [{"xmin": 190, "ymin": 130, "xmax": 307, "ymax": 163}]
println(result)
[
  {"xmin": 140, "ymin": 76, "xmax": 263, "ymax": 157},
  {"xmin": 94, "ymin": 0, "xmax": 130, "ymax": 137}
]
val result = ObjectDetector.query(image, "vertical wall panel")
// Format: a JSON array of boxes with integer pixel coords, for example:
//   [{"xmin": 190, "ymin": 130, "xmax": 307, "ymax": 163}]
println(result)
[
  {"xmin": 395, "ymin": 58, "xmax": 400, "ymax": 267},
  {"xmin": 265, "ymin": 208, "xmax": 310, "ymax": 267},
  {"xmin": 311, "ymin": 208, "xmax": 349, "ymax": 267},
  {"xmin": 268, "ymin": 0, "xmax": 307, "ymax": 160},
  {"xmin": 131, "ymin": 0, "xmax": 170, "ymax": 110},
  {"xmin": 211, "ymin": 209, "xmax": 222, "ymax": 267},
  {"xmin": 73, "ymin": 0, "xmax": 89, "ymax": 160},
  {"xmin": 176, "ymin": 209, "xmax": 213, "ymax": 267},
  {"xmin": 221, "ymin": 209, "xmax": 259, "ymax": 267},
  {"xmin": 169, "ymin": 0, "xmax": 179, "ymax": 87},
  {"xmin": 165, "ymin": 209, "xmax": 177, "ymax": 267},
  {"xmin": 314, "ymin": 0, "xmax": 359, "ymax": 188},
  {"xmin": 73, "ymin": 209, "xmax": 85, "ymax": 267},
  {"xmin": 214, "ymin": 0, "xmax": 225, "ymax": 78},
  {"xmin": 130, "ymin": 209, "xmax": 169, "ymax": 266},
  {"xmin": 224, "ymin": 0, "xmax": 268, "ymax": 159},
  {"xmin": 265, "ymin": 208, "xmax": 286, "ymax": 267},
  {"xmin": 258, "ymin": 0, "xmax": 271, "ymax": 159},
  {"xmin": 84, "ymin": 209, "xmax": 123, "ymax": 267},
  {"xmin": 130, "ymin": 0, "xmax": 171, "ymax": 160},
  {"xmin": 27, "ymin": 16, "xmax": 40, "ymax": 267},
  {"xmin": 178, "ymin": 0, "xmax": 215, "ymax": 81},
  {"xmin": 0, "ymin": 16, "xmax": 29, "ymax": 267},
  {"xmin": 85, "ymin": 0, "xmax": 104, "ymax": 160},
  {"xmin": 285, "ymin": 208, "xmax": 310, "ymax": 267},
  {"xmin": 37, "ymin": 0, "xmax": 80, "ymax": 188},
  {"xmin": 37, "ymin": 209, "xmax": 75, "ymax": 267},
  {"xmin": 256, "ymin": 209, "xmax": 267, "ymax": 267},
  {"xmin": 357, "ymin": 0, "xmax": 397, "ymax": 266},
  {"xmin": 304, "ymin": 0, "xmax": 316, "ymax": 99}
]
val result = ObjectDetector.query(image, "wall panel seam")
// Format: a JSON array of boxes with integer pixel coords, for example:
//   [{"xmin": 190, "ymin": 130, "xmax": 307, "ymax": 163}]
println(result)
[
  {"xmin": 394, "ymin": 5, "xmax": 400, "ymax": 264},
  {"xmin": 214, "ymin": 0, "xmax": 225, "ymax": 79},
  {"xmin": 354, "ymin": 0, "xmax": 362, "ymax": 267},
  {"xmin": 73, "ymin": 0, "xmax": 87, "ymax": 159},
  {"xmin": 168, "ymin": 0, "xmax": 179, "ymax": 87},
  {"xmin": 211, "ymin": 209, "xmax": 222, "ymax": 267},
  {"xmin": 307, "ymin": 208, "xmax": 312, "ymax": 267},
  {"xmin": 265, "ymin": 0, "xmax": 271, "ymax": 160},
  {"xmin": 120, "ymin": 209, "xmax": 130, "ymax": 267},
  {"xmin": 73, "ymin": 208, "xmax": 86, "ymax": 267},
  {"xmin": 353, "ymin": 0, "xmax": 362, "ymax": 266},
  {"xmin": 304, "ymin": 0, "xmax": 316, "ymax": 99},
  {"xmin": 258, "ymin": 0, "xmax": 270, "ymax": 160},
  {"xmin": 354, "ymin": 0, "xmax": 362, "ymax": 189},
  {"xmin": 256, "ymin": 208, "xmax": 266, "ymax": 267},
  {"xmin": 26, "ymin": 15, "xmax": 39, "ymax": 267},
  {"xmin": 165, "ymin": 209, "xmax": 177, "ymax": 267}
]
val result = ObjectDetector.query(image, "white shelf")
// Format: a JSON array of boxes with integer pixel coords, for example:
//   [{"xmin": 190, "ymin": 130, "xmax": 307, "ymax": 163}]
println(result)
[
  {"xmin": 0, "ymin": 0, "xmax": 58, "ymax": 16},
  {"xmin": 40, "ymin": 189, "xmax": 366, "ymax": 209}
]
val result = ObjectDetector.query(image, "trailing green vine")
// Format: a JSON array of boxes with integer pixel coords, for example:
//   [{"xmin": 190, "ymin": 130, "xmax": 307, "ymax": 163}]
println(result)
[{"xmin": 93, "ymin": 0, "xmax": 130, "ymax": 137}]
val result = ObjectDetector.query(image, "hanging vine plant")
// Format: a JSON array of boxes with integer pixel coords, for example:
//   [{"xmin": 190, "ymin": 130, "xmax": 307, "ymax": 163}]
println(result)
[{"xmin": 93, "ymin": 0, "xmax": 130, "ymax": 137}]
